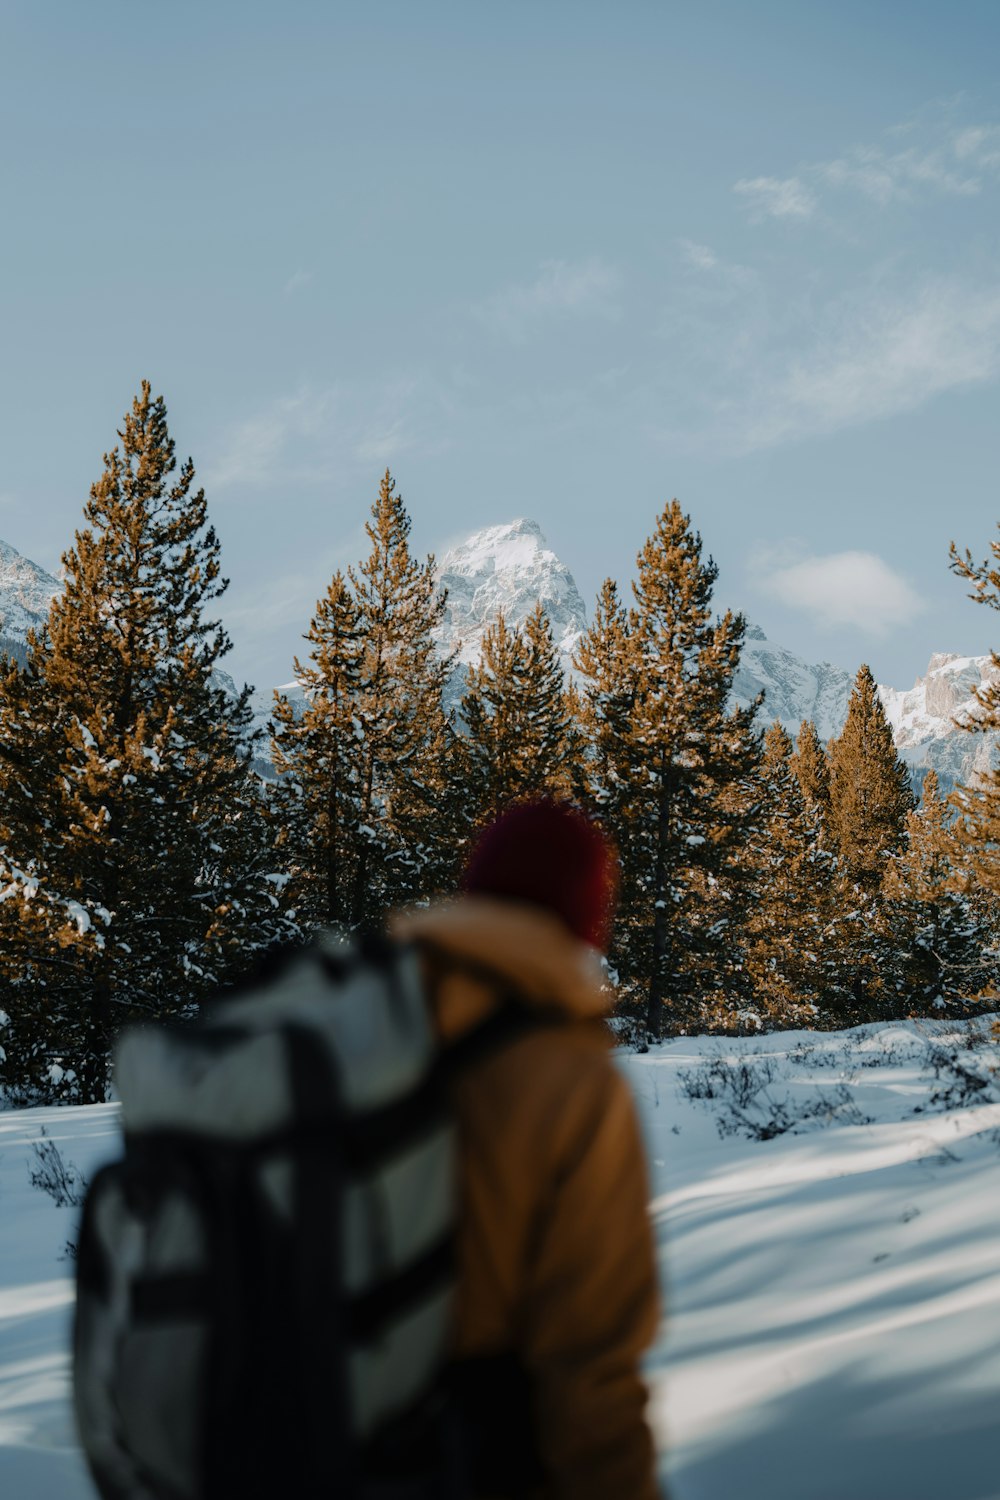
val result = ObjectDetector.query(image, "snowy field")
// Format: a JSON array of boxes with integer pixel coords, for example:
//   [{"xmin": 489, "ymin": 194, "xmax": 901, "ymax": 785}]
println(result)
[
  {"xmin": 3, "ymin": 1019, "xmax": 1000, "ymax": 1499},
  {"xmin": 624, "ymin": 1020, "xmax": 1000, "ymax": 1500}
]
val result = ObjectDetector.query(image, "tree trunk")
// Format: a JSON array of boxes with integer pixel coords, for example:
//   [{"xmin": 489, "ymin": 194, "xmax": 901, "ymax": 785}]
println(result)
[{"xmin": 646, "ymin": 762, "xmax": 671, "ymax": 1042}]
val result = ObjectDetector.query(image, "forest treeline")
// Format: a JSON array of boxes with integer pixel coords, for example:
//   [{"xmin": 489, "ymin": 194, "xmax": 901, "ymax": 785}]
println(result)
[{"xmin": 1, "ymin": 385, "xmax": 999, "ymax": 1103}]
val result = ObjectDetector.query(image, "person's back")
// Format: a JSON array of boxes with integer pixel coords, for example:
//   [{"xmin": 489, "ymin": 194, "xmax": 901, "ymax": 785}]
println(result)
[
  {"xmin": 73, "ymin": 798, "xmax": 659, "ymax": 1500},
  {"xmin": 394, "ymin": 801, "xmax": 661, "ymax": 1500}
]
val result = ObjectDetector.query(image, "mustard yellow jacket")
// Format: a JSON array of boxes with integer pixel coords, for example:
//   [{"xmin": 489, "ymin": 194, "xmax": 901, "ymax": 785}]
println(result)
[{"xmin": 393, "ymin": 896, "xmax": 662, "ymax": 1500}]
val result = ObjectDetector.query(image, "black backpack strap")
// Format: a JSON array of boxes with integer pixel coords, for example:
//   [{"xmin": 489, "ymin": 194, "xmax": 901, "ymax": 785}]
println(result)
[
  {"xmin": 440, "ymin": 1002, "xmax": 565, "ymax": 1074},
  {"xmin": 447, "ymin": 1352, "xmax": 547, "ymax": 1497},
  {"xmin": 412, "ymin": 937, "xmax": 569, "ymax": 1077}
]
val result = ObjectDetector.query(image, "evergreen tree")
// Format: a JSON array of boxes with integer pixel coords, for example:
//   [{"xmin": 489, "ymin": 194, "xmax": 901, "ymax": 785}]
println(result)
[
  {"xmin": 791, "ymin": 719, "xmax": 832, "ymax": 824},
  {"xmin": 740, "ymin": 722, "xmax": 838, "ymax": 1026},
  {"xmin": 345, "ymin": 471, "xmax": 453, "ymax": 924},
  {"xmin": 460, "ymin": 612, "xmax": 529, "ymax": 822},
  {"xmin": 0, "ymin": 650, "xmax": 95, "ymax": 1099},
  {"xmin": 0, "ymin": 382, "xmax": 284, "ymax": 1103},
  {"xmin": 823, "ymin": 666, "xmax": 913, "ymax": 1021},
  {"xmin": 683, "ymin": 702, "xmax": 767, "ymax": 1031},
  {"xmin": 576, "ymin": 502, "xmax": 758, "ymax": 1038},
  {"xmin": 460, "ymin": 604, "xmax": 577, "ymax": 826},
  {"xmin": 883, "ymin": 770, "xmax": 996, "ymax": 1010},
  {"xmin": 573, "ymin": 580, "xmax": 637, "ymax": 835},
  {"xmin": 521, "ymin": 603, "xmax": 580, "ymax": 797},
  {"xmin": 269, "ymin": 572, "xmax": 365, "ymax": 930},
  {"xmin": 573, "ymin": 580, "xmax": 641, "ymax": 993},
  {"xmin": 948, "ymin": 525, "xmax": 1000, "ymax": 898},
  {"xmin": 828, "ymin": 665, "xmax": 914, "ymax": 888}
]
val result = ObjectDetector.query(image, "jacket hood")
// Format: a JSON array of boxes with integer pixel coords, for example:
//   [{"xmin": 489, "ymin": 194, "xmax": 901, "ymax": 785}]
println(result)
[{"xmin": 392, "ymin": 895, "xmax": 609, "ymax": 1040}]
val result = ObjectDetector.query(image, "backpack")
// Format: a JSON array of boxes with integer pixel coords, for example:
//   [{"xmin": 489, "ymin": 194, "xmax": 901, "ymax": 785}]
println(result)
[{"xmin": 73, "ymin": 932, "xmax": 540, "ymax": 1500}]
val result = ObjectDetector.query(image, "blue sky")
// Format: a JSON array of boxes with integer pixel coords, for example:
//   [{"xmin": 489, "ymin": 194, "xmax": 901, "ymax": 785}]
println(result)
[{"xmin": 3, "ymin": 0, "xmax": 1000, "ymax": 694}]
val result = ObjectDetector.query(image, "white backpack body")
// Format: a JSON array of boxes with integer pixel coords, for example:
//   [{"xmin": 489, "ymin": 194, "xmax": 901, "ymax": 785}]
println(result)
[{"xmin": 73, "ymin": 934, "xmax": 473, "ymax": 1500}]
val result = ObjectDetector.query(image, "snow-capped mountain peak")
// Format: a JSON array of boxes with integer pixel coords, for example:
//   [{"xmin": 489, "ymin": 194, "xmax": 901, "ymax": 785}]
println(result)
[
  {"xmin": 435, "ymin": 518, "xmax": 588, "ymax": 668},
  {"xmin": 0, "ymin": 539, "xmax": 61, "ymax": 645},
  {"xmin": 440, "ymin": 516, "xmax": 549, "ymax": 576}
]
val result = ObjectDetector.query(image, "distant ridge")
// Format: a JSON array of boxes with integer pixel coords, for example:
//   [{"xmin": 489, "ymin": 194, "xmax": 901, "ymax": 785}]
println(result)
[
  {"xmin": 430, "ymin": 520, "xmax": 997, "ymax": 791},
  {"xmin": 0, "ymin": 524, "xmax": 993, "ymax": 791}
]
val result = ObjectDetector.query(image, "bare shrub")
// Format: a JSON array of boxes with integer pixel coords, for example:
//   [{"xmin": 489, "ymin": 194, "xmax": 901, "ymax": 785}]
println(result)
[
  {"xmin": 678, "ymin": 1053, "xmax": 776, "ymax": 1110},
  {"xmin": 924, "ymin": 1043, "xmax": 994, "ymax": 1111},
  {"xmin": 28, "ymin": 1128, "xmax": 88, "ymax": 1208},
  {"xmin": 680, "ymin": 1052, "xmax": 873, "ymax": 1141}
]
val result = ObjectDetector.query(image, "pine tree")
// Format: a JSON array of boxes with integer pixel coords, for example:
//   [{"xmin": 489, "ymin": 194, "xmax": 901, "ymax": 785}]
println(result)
[
  {"xmin": 460, "ymin": 612, "xmax": 529, "ymax": 822},
  {"xmin": 791, "ymin": 719, "xmax": 832, "ymax": 824},
  {"xmin": 883, "ymin": 770, "xmax": 996, "ymax": 1010},
  {"xmin": 828, "ymin": 665, "xmax": 914, "ymax": 888},
  {"xmin": 948, "ymin": 525, "xmax": 1000, "ymax": 898},
  {"xmin": 0, "ymin": 648, "xmax": 94, "ymax": 1099},
  {"xmin": 683, "ymin": 703, "xmax": 767, "ymax": 1032},
  {"xmin": 573, "ymin": 580, "xmax": 637, "ymax": 830},
  {"xmin": 521, "ymin": 603, "xmax": 580, "ymax": 798},
  {"xmin": 823, "ymin": 666, "xmax": 914, "ymax": 1021},
  {"xmin": 460, "ymin": 604, "xmax": 578, "ymax": 827},
  {"xmin": 576, "ymin": 502, "xmax": 759, "ymax": 1038},
  {"xmin": 0, "ymin": 382, "xmax": 285, "ymax": 1103},
  {"xmin": 740, "ymin": 721, "xmax": 838, "ymax": 1026},
  {"xmin": 345, "ymin": 471, "xmax": 454, "ymax": 924},
  {"xmin": 269, "ymin": 572, "xmax": 365, "ymax": 930},
  {"xmin": 573, "ymin": 580, "xmax": 642, "ymax": 996}
]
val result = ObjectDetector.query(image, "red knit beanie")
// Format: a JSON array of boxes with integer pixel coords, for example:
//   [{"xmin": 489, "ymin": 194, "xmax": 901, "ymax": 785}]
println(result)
[{"xmin": 462, "ymin": 800, "xmax": 618, "ymax": 950}]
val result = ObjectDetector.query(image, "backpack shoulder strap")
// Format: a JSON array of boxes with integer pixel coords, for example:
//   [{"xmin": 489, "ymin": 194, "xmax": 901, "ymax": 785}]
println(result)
[
  {"xmin": 412, "ymin": 937, "xmax": 571, "ymax": 1078},
  {"xmin": 441, "ymin": 1001, "xmax": 563, "ymax": 1073}
]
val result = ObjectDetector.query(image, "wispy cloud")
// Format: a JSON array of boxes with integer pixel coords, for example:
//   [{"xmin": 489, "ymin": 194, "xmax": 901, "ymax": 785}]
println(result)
[
  {"xmin": 475, "ymin": 258, "xmax": 622, "ymax": 341},
  {"xmin": 688, "ymin": 110, "xmax": 1000, "ymax": 446},
  {"xmin": 821, "ymin": 143, "xmax": 981, "ymax": 205},
  {"xmin": 657, "ymin": 253, "xmax": 1000, "ymax": 454},
  {"xmin": 678, "ymin": 239, "xmax": 721, "ymax": 271},
  {"xmin": 202, "ymin": 375, "xmax": 459, "ymax": 494},
  {"xmin": 355, "ymin": 417, "xmax": 412, "ymax": 468},
  {"xmin": 353, "ymin": 374, "xmax": 458, "ymax": 468},
  {"xmin": 283, "ymin": 269, "xmax": 313, "ymax": 296},
  {"xmin": 734, "ymin": 176, "xmax": 816, "ymax": 221},
  {"xmin": 953, "ymin": 124, "xmax": 1000, "ymax": 165},
  {"xmin": 677, "ymin": 239, "xmax": 754, "ymax": 287},
  {"xmin": 202, "ymin": 387, "xmax": 341, "ymax": 492},
  {"xmin": 738, "ymin": 115, "xmax": 1000, "ymax": 219},
  {"xmin": 750, "ymin": 545, "xmax": 924, "ymax": 635},
  {"xmin": 738, "ymin": 278, "xmax": 1000, "ymax": 449}
]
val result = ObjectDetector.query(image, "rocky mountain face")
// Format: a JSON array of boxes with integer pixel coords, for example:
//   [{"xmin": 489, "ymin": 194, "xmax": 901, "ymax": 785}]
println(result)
[
  {"xmin": 0, "ymin": 540, "xmax": 61, "ymax": 663},
  {"xmin": 880, "ymin": 652, "xmax": 998, "ymax": 790},
  {"xmin": 435, "ymin": 518, "xmax": 587, "ymax": 663},
  {"xmin": 0, "ymin": 534, "xmax": 242, "ymax": 719},
  {"xmin": 732, "ymin": 625, "xmax": 854, "ymax": 743},
  {"xmin": 735, "ymin": 633, "xmax": 997, "ymax": 791}
]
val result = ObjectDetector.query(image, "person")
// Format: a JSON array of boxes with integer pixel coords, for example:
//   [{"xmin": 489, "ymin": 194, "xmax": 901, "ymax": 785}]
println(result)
[{"xmin": 392, "ymin": 799, "xmax": 662, "ymax": 1500}]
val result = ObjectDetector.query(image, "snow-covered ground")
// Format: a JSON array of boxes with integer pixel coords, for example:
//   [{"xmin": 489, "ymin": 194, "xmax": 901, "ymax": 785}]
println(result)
[
  {"xmin": 623, "ymin": 1020, "xmax": 1000, "ymax": 1500},
  {"xmin": 0, "ymin": 1103, "xmax": 118, "ymax": 1500},
  {"xmin": 3, "ymin": 1020, "xmax": 1000, "ymax": 1499}
]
